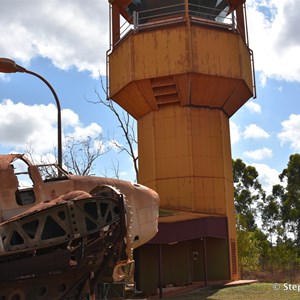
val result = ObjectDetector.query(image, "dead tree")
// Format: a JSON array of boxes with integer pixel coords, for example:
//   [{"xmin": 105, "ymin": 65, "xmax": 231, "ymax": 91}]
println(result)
[
  {"xmin": 25, "ymin": 133, "xmax": 109, "ymax": 176},
  {"xmin": 88, "ymin": 77, "xmax": 138, "ymax": 181}
]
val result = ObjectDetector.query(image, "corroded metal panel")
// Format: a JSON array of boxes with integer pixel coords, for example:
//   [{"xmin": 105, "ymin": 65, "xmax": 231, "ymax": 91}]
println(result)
[
  {"xmin": 149, "ymin": 216, "xmax": 228, "ymax": 244},
  {"xmin": 0, "ymin": 154, "xmax": 159, "ymax": 299},
  {"xmin": 109, "ymin": 24, "xmax": 253, "ymax": 118},
  {"xmin": 108, "ymin": 0, "xmax": 253, "ymax": 284}
]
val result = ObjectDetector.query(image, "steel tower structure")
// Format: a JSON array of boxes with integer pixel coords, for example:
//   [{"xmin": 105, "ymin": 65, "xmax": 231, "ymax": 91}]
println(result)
[{"xmin": 107, "ymin": 0, "xmax": 255, "ymax": 294}]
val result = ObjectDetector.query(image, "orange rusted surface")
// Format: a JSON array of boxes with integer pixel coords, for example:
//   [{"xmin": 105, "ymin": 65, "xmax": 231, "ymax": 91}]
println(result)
[
  {"xmin": 0, "ymin": 153, "xmax": 159, "ymax": 299},
  {"xmin": 0, "ymin": 153, "xmax": 28, "ymax": 169},
  {"xmin": 107, "ymin": 0, "xmax": 254, "ymax": 287}
]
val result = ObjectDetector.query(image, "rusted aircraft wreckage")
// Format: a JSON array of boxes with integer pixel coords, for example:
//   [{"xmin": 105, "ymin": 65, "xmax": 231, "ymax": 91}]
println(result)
[{"xmin": 0, "ymin": 154, "xmax": 159, "ymax": 299}]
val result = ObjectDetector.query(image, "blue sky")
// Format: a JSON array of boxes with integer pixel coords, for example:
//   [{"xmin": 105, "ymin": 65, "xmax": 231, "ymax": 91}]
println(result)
[{"xmin": 0, "ymin": 0, "xmax": 300, "ymax": 193}]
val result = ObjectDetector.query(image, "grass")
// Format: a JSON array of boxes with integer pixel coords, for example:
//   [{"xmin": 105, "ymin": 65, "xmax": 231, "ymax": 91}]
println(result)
[{"xmin": 159, "ymin": 283, "xmax": 300, "ymax": 300}]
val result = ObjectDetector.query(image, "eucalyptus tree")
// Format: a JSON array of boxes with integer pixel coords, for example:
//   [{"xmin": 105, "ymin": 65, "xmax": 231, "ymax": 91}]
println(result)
[
  {"xmin": 279, "ymin": 154, "xmax": 300, "ymax": 249},
  {"xmin": 233, "ymin": 158, "xmax": 265, "ymax": 231}
]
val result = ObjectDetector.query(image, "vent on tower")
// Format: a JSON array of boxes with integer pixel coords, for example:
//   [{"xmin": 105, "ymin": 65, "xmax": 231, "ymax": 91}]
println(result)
[
  {"xmin": 231, "ymin": 239, "xmax": 238, "ymax": 276},
  {"xmin": 151, "ymin": 76, "xmax": 180, "ymax": 106}
]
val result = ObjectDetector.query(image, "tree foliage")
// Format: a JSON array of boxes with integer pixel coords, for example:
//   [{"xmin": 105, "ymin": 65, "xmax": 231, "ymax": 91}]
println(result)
[
  {"xmin": 237, "ymin": 229, "xmax": 260, "ymax": 278},
  {"xmin": 261, "ymin": 185, "xmax": 282, "ymax": 244},
  {"xmin": 233, "ymin": 158, "xmax": 265, "ymax": 231},
  {"xmin": 279, "ymin": 154, "xmax": 300, "ymax": 248},
  {"xmin": 233, "ymin": 157, "xmax": 300, "ymax": 280}
]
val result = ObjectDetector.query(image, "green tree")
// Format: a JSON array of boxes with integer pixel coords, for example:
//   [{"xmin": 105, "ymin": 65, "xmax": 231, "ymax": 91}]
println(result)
[
  {"xmin": 272, "ymin": 238, "xmax": 300, "ymax": 282},
  {"xmin": 253, "ymin": 229, "xmax": 272, "ymax": 272},
  {"xmin": 237, "ymin": 229, "xmax": 260, "ymax": 278},
  {"xmin": 233, "ymin": 159, "xmax": 265, "ymax": 231},
  {"xmin": 260, "ymin": 186, "xmax": 283, "ymax": 273},
  {"xmin": 261, "ymin": 185, "xmax": 282, "ymax": 243},
  {"xmin": 279, "ymin": 154, "xmax": 300, "ymax": 249}
]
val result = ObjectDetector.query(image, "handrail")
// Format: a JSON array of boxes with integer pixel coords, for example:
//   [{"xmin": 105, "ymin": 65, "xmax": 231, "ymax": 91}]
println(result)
[
  {"xmin": 134, "ymin": 3, "xmax": 235, "ymax": 32},
  {"xmin": 243, "ymin": 2, "xmax": 250, "ymax": 47},
  {"xmin": 106, "ymin": 4, "xmax": 112, "ymax": 99},
  {"xmin": 250, "ymin": 49, "xmax": 257, "ymax": 99},
  {"xmin": 107, "ymin": 2, "xmax": 256, "ymax": 99},
  {"xmin": 106, "ymin": 5, "xmax": 133, "ymax": 97},
  {"xmin": 138, "ymin": 3, "xmax": 185, "ymax": 24},
  {"xmin": 108, "ymin": 3, "xmax": 250, "ymax": 47}
]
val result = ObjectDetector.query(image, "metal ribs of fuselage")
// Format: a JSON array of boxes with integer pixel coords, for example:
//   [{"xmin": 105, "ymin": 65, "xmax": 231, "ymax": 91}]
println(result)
[
  {"xmin": 0, "ymin": 194, "xmax": 121, "ymax": 253},
  {"xmin": 0, "ymin": 186, "xmax": 129, "ymax": 300}
]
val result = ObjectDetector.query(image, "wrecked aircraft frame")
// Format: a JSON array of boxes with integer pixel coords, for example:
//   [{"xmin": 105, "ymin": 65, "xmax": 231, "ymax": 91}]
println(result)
[{"xmin": 0, "ymin": 154, "xmax": 159, "ymax": 299}]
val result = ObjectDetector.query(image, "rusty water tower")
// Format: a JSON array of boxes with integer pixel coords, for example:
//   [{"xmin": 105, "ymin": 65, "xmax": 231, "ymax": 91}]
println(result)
[{"xmin": 107, "ymin": 0, "xmax": 255, "ymax": 294}]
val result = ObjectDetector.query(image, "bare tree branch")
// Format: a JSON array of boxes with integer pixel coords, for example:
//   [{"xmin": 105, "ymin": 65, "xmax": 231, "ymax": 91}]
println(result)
[
  {"xmin": 86, "ymin": 77, "xmax": 138, "ymax": 181},
  {"xmin": 111, "ymin": 160, "xmax": 120, "ymax": 179},
  {"xmin": 24, "ymin": 143, "xmax": 58, "ymax": 178},
  {"xmin": 25, "ymin": 134, "xmax": 110, "ymax": 177},
  {"xmin": 63, "ymin": 134, "xmax": 110, "ymax": 176}
]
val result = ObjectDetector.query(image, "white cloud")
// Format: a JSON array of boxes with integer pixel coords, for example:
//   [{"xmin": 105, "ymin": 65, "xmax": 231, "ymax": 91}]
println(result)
[
  {"xmin": 259, "ymin": 73, "xmax": 267, "ymax": 88},
  {"xmin": 243, "ymin": 124, "xmax": 270, "ymax": 139},
  {"xmin": 67, "ymin": 122, "xmax": 103, "ymax": 141},
  {"xmin": 230, "ymin": 121, "xmax": 241, "ymax": 144},
  {"xmin": 251, "ymin": 163, "xmax": 280, "ymax": 195},
  {"xmin": 0, "ymin": 99, "xmax": 103, "ymax": 155},
  {"xmin": 61, "ymin": 109, "xmax": 80, "ymax": 128},
  {"xmin": 1, "ymin": 0, "xmax": 298, "ymax": 85},
  {"xmin": 244, "ymin": 147, "xmax": 273, "ymax": 161},
  {"xmin": 247, "ymin": 0, "xmax": 300, "ymax": 83},
  {"xmin": 278, "ymin": 114, "xmax": 300, "ymax": 151},
  {"xmin": 0, "ymin": 99, "xmax": 56, "ymax": 152},
  {"xmin": 0, "ymin": 74, "xmax": 10, "ymax": 82},
  {"xmin": 245, "ymin": 101, "xmax": 261, "ymax": 114},
  {"xmin": 0, "ymin": 0, "xmax": 108, "ymax": 78}
]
